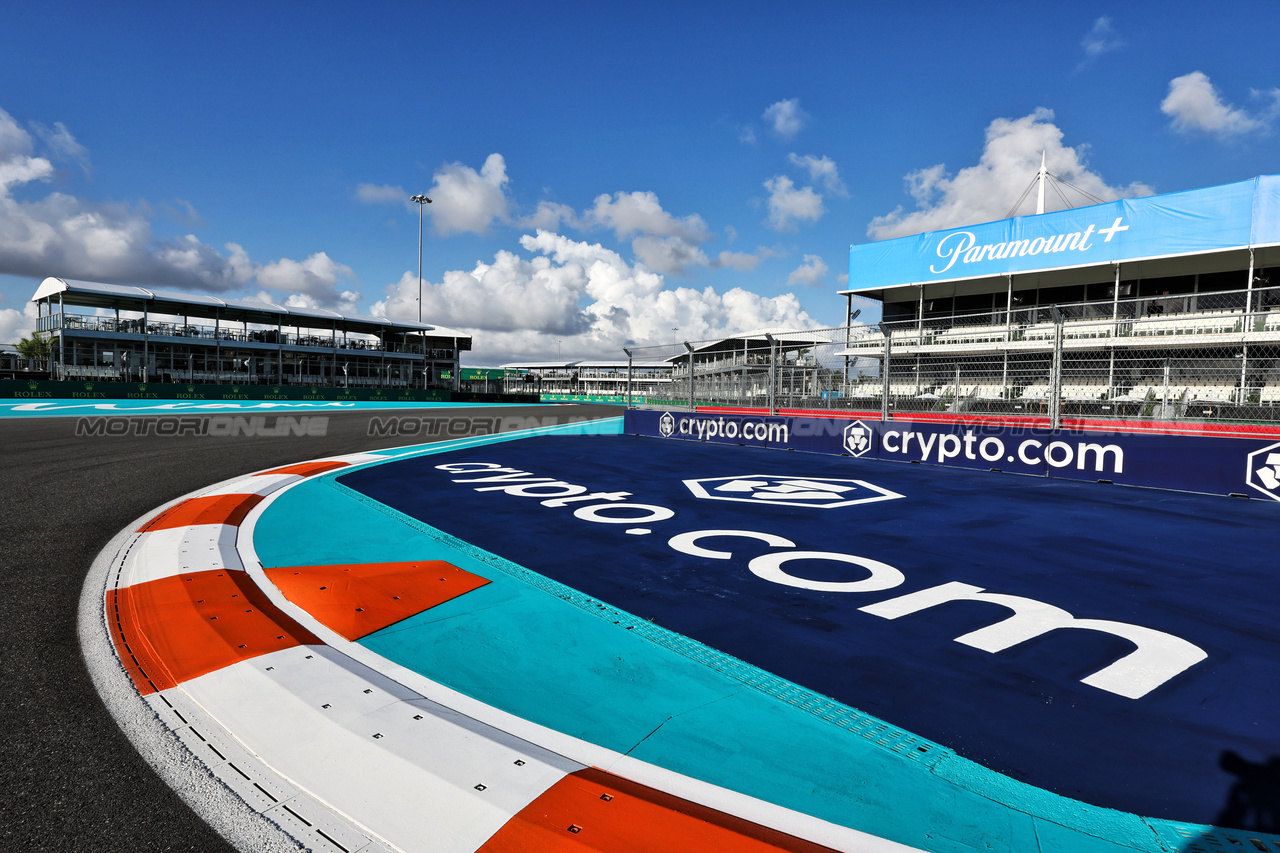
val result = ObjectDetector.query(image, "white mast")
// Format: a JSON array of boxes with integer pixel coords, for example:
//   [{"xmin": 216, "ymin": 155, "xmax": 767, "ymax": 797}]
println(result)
[{"xmin": 1035, "ymin": 150, "xmax": 1047, "ymax": 215}]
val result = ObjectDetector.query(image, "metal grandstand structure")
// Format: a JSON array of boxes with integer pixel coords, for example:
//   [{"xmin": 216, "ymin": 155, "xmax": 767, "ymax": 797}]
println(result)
[{"xmin": 29, "ymin": 277, "xmax": 471, "ymax": 389}]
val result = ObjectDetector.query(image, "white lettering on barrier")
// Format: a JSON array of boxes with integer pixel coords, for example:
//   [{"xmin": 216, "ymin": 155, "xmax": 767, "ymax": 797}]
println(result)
[
  {"xmin": 668, "ymin": 416, "xmax": 789, "ymax": 444},
  {"xmin": 876, "ymin": 430, "xmax": 1123, "ymax": 473}
]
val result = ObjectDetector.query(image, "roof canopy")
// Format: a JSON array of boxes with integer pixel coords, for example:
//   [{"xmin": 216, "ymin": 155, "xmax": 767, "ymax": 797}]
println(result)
[
  {"xmin": 31, "ymin": 277, "xmax": 470, "ymax": 343},
  {"xmin": 844, "ymin": 175, "xmax": 1280, "ymax": 296}
]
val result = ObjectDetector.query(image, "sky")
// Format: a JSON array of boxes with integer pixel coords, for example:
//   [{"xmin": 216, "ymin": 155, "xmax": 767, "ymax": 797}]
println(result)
[{"xmin": 1, "ymin": 1, "xmax": 1277, "ymax": 364}]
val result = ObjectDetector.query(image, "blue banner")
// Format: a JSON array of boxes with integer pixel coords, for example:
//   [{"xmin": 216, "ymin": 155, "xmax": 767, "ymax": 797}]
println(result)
[
  {"xmin": 847, "ymin": 176, "xmax": 1280, "ymax": 291},
  {"xmin": 624, "ymin": 410, "xmax": 1280, "ymax": 502}
]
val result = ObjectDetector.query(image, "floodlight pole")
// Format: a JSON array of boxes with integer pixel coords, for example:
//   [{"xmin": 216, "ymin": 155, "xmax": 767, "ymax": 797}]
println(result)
[{"xmin": 411, "ymin": 194, "xmax": 432, "ymax": 323}]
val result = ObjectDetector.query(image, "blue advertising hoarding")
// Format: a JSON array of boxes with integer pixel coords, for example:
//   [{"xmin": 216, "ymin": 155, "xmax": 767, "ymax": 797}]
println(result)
[
  {"xmin": 846, "ymin": 175, "xmax": 1280, "ymax": 291},
  {"xmin": 624, "ymin": 409, "xmax": 1280, "ymax": 502}
]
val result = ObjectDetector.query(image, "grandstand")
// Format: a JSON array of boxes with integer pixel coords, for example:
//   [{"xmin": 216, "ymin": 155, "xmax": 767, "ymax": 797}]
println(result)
[
  {"xmin": 29, "ymin": 277, "xmax": 470, "ymax": 389},
  {"xmin": 504, "ymin": 331, "xmax": 819, "ymax": 404},
  {"xmin": 831, "ymin": 175, "xmax": 1280, "ymax": 422}
]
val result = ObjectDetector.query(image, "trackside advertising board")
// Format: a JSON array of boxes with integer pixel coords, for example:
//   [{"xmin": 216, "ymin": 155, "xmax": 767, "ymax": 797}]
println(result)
[{"xmin": 624, "ymin": 409, "xmax": 1280, "ymax": 501}]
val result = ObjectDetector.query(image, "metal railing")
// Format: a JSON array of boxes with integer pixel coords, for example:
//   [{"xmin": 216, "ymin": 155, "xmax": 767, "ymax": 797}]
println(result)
[{"xmin": 45, "ymin": 313, "xmax": 428, "ymax": 354}]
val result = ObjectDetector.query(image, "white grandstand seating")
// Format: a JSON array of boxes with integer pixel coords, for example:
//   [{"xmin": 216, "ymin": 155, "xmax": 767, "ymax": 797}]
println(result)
[
  {"xmin": 1020, "ymin": 384, "xmax": 1049, "ymax": 399},
  {"xmin": 1185, "ymin": 384, "xmax": 1239, "ymax": 403},
  {"xmin": 1261, "ymin": 385, "xmax": 1280, "ymax": 404},
  {"xmin": 1062, "ymin": 320, "xmax": 1115, "ymax": 340},
  {"xmin": 63, "ymin": 366, "xmax": 122, "ymax": 380},
  {"xmin": 1130, "ymin": 310, "xmax": 1242, "ymax": 337},
  {"xmin": 973, "ymin": 384, "xmax": 1007, "ymax": 399},
  {"xmin": 933, "ymin": 324, "xmax": 1009, "ymax": 345},
  {"xmin": 935, "ymin": 384, "xmax": 977, "ymax": 397},
  {"xmin": 1060, "ymin": 384, "xmax": 1108, "ymax": 401},
  {"xmin": 1021, "ymin": 324, "xmax": 1058, "ymax": 342}
]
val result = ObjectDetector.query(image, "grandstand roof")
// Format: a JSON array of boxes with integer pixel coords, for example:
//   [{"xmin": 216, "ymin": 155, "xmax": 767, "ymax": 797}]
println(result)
[
  {"xmin": 31, "ymin": 277, "xmax": 471, "ymax": 343},
  {"xmin": 844, "ymin": 175, "xmax": 1280, "ymax": 298}
]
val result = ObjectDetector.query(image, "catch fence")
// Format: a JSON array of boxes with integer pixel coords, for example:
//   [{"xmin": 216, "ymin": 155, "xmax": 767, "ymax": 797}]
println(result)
[{"xmin": 621, "ymin": 284, "xmax": 1280, "ymax": 427}]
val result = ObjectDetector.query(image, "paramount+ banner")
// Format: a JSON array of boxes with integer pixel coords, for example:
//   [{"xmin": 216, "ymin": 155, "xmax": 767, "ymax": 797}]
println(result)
[{"xmin": 624, "ymin": 409, "xmax": 1280, "ymax": 502}]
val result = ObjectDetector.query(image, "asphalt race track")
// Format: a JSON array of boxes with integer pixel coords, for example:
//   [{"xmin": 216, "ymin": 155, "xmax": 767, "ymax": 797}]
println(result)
[{"xmin": 0, "ymin": 404, "xmax": 618, "ymax": 852}]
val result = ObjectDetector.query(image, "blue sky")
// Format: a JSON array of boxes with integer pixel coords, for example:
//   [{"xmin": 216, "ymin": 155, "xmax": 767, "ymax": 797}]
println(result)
[{"xmin": 1, "ymin": 1, "xmax": 1277, "ymax": 363}]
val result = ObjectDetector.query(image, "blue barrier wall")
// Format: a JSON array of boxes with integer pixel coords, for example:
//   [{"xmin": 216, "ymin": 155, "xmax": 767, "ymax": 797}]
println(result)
[{"xmin": 623, "ymin": 409, "xmax": 1280, "ymax": 502}]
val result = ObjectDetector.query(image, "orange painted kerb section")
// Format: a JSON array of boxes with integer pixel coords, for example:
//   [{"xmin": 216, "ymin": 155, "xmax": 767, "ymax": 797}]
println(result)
[
  {"xmin": 138, "ymin": 493, "xmax": 265, "ymax": 532},
  {"xmin": 479, "ymin": 767, "xmax": 843, "ymax": 853},
  {"xmin": 257, "ymin": 460, "xmax": 351, "ymax": 477},
  {"xmin": 108, "ymin": 569, "xmax": 322, "ymax": 695},
  {"xmin": 264, "ymin": 560, "xmax": 490, "ymax": 640}
]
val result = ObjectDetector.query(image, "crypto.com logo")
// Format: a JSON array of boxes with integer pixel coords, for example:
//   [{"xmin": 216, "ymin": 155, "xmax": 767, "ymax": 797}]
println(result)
[
  {"xmin": 1246, "ymin": 441, "xmax": 1280, "ymax": 501},
  {"xmin": 658, "ymin": 411, "xmax": 676, "ymax": 438},
  {"xmin": 682, "ymin": 474, "xmax": 903, "ymax": 508},
  {"xmin": 843, "ymin": 420, "xmax": 874, "ymax": 457}
]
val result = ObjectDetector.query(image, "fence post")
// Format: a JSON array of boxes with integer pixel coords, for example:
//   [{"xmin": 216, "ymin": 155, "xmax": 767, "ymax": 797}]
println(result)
[
  {"xmin": 1162, "ymin": 356, "xmax": 1172, "ymax": 419},
  {"xmin": 623, "ymin": 347, "xmax": 634, "ymax": 408},
  {"xmin": 683, "ymin": 341, "xmax": 695, "ymax": 412},
  {"xmin": 1239, "ymin": 344, "xmax": 1249, "ymax": 407},
  {"xmin": 764, "ymin": 333, "xmax": 776, "ymax": 415},
  {"xmin": 878, "ymin": 323, "xmax": 892, "ymax": 421},
  {"xmin": 1049, "ymin": 306, "xmax": 1064, "ymax": 431}
]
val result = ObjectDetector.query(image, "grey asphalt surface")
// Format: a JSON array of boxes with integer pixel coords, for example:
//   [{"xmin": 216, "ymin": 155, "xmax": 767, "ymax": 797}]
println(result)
[{"xmin": 0, "ymin": 404, "xmax": 620, "ymax": 852}]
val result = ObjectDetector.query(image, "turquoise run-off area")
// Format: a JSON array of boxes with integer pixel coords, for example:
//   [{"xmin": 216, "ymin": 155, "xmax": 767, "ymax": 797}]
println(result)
[{"xmin": 250, "ymin": 427, "xmax": 1217, "ymax": 853}]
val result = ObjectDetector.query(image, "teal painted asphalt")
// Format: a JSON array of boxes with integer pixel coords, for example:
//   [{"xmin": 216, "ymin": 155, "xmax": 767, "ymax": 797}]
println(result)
[{"xmin": 248, "ymin": 426, "xmax": 1215, "ymax": 853}]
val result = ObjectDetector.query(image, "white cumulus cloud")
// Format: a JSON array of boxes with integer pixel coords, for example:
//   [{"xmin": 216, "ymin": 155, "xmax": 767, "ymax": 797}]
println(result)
[
  {"xmin": 424, "ymin": 153, "xmax": 511, "ymax": 236},
  {"xmin": 1161, "ymin": 71, "xmax": 1272, "ymax": 139},
  {"xmin": 584, "ymin": 191, "xmax": 713, "ymax": 275},
  {"xmin": 867, "ymin": 108, "xmax": 1153, "ymax": 239},
  {"xmin": 787, "ymin": 153, "xmax": 848, "ymax": 197},
  {"xmin": 764, "ymin": 175, "xmax": 824, "ymax": 232},
  {"xmin": 786, "ymin": 254, "xmax": 828, "ymax": 288},
  {"xmin": 0, "ymin": 301, "xmax": 38, "ymax": 343},
  {"xmin": 763, "ymin": 99, "xmax": 807, "ymax": 139},
  {"xmin": 372, "ymin": 229, "xmax": 816, "ymax": 363},
  {"xmin": 355, "ymin": 183, "xmax": 411, "ymax": 207},
  {"xmin": 1081, "ymin": 17, "xmax": 1122, "ymax": 60},
  {"xmin": 256, "ymin": 252, "xmax": 359, "ymax": 312}
]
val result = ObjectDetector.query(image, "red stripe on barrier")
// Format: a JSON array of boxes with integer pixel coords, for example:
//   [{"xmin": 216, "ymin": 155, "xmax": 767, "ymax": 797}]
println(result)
[
  {"xmin": 107, "ymin": 569, "xmax": 322, "ymax": 695},
  {"xmin": 693, "ymin": 406, "xmax": 1280, "ymax": 439},
  {"xmin": 138, "ymin": 493, "xmax": 264, "ymax": 532},
  {"xmin": 478, "ymin": 767, "xmax": 842, "ymax": 853},
  {"xmin": 263, "ymin": 560, "xmax": 489, "ymax": 640}
]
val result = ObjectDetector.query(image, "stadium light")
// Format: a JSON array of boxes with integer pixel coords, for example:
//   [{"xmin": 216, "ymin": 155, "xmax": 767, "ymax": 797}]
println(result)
[{"xmin": 411, "ymin": 194, "xmax": 432, "ymax": 323}]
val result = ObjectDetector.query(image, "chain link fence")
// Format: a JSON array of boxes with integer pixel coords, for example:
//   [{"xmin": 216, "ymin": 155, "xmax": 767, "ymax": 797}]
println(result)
[{"xmin": 622, "ymin": 284, "xmax": 1280, "ymax": 426}]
